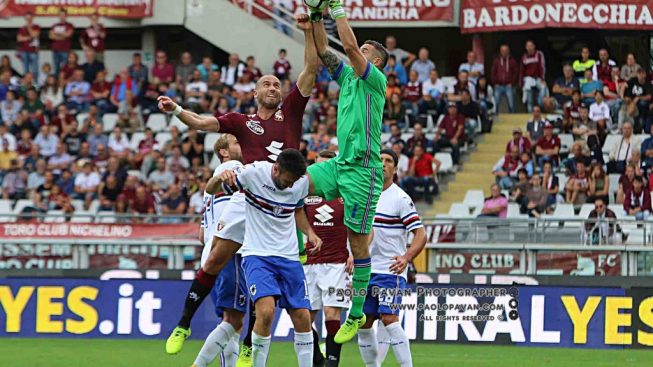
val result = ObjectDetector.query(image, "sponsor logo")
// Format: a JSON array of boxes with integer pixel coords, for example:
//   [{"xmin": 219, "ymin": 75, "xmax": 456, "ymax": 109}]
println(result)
[
  {"xmin": 246, "ymin": 120, "xmax": 264, "ymax": 135},
  {"xmin": 274, "ymin": 110, "xmax": 284, "ymax": 121},
  {"xmin": 266, "ymin": 141, "xmax": 284, "ymax": 161},
  {"xmin": 189, "ymin": 292, "xmax": 199, "ymax": 302},
  {"xmin": 262, "ymin": 184, "xmax": 276, "ymax": 192},
  {"xmin": 249, "ymin": 284, "xmax": 257, "ymax": 296},
  {"xmin": 238, "ymin": 294, "xmax": 247, "ymax": 306},
  {"xmin": 304, "ymin": 196, "xmax": 323, "ymax": 205},
  {"xmin": 315, "ymin": 204, "xmax": 334, "ymax": 223}
]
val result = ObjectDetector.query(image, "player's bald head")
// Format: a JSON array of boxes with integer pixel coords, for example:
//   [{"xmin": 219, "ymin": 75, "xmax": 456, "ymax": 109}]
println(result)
[{"xmin": 256, "ymin": 75, "xmax": 281, "ymax": 90}]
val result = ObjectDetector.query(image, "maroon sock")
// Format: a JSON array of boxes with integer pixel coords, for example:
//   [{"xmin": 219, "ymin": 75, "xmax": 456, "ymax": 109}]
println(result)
[
  {"xmin": 196, "ymin": 268, "xmax": 217, "ymax": 288},
  {"xmin": 325, "ymin": 320, "xmax": 340, "ymax": 336}
]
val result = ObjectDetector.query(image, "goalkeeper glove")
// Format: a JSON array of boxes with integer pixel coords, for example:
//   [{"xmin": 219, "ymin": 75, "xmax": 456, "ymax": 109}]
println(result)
[
  {"xmin": 328, "ymin": 0, "xmax": 346, "ymax": 19},
  {"xmin": 309, "ymin": 8, "xmax": 323, "ymax": 23},
  {"xmin": 299, "ymin": 249, "xmax": 308, "ymax": 265}
]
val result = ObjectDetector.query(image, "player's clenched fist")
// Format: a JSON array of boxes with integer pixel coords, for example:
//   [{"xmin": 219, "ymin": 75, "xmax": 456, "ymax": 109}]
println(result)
[
  {"xmin": 219, "ymin": 169, "xmax": 238, "ymax": 188},
  {"xmin": 157, "ymin": 96, "xmax": 177, "ymax": 113},
  {"xmin": 295, "ymin": 13, "xmax": 310, "ymax": 30}
]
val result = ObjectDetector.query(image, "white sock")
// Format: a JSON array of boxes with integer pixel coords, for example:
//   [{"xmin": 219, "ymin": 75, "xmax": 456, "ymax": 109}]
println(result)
[
  {"xmin": 252, "ymin": 331, "xmax": 271, "ymax": 367},
  {"xmin": 385, "ymin": 322, "xmax": 412, "ymax": 367},
  {"xmin": 223, "ymin": 332, "xmax": 240, "ymax": 367},
  {"xmin": 357, "ymin": 328, "xmax": 380, "ymax": 367},
  {"xmin": 294, "ymin": 331, "xmax": 314, "ymax": 367},
  {"xmin": 376, "ymin": 322, "xmax": 391, "ymax": 364},
  {"xmin": 194, "ymin": 322, "xmax": 237, "ymax": 367}
]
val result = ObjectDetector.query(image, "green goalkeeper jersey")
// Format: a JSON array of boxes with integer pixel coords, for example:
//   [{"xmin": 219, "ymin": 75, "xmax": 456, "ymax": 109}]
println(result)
[{"xmin": 332, "ymin": 61, "xmax": 387, "ymax": 169}]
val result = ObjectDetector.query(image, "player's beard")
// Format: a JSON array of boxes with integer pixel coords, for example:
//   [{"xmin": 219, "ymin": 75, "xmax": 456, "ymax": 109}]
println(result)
[{"xmin": 257, "ymin": 94, "xmax": 281, "ymax": 109}]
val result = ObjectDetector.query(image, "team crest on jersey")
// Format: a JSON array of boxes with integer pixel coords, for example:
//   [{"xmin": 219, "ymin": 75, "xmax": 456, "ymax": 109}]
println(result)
[
  {"xmin": 246, "ymin": 120, "xmax": 264, "ymax": 135},
  {"xmin": 304, "ymin": 196, "xmax": 323, "ymax": 205},
  {"xmin": 274, "ymin": 110, "xmax": 284, "ymax": 121},
  {"xmin": 249, "ymin": 284, "xmax": 257, "ymax": 296},
  {"xmin": 216, "ymin": 221, "xmax": 225, "ymax": 232},
  {"xmin": 272, "ymin": 205, "xmax": 284, "ymax": 216}
]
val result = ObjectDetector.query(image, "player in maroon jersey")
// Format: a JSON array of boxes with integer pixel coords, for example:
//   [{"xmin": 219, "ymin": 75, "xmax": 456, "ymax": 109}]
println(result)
[
  {"xmin": 303, "ymin": 150, "xmax": 353, "ymax": 367},
  {"xmin": 157, "ymin": 14, "xmax": 320, "ymax": 356}
]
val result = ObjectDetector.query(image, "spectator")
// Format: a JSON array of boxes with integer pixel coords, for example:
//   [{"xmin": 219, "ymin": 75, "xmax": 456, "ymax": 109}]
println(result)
[
  {"xmin": 15, "ymin": 128, "xmax": 33, "ymax": 159},
  {"xmin": 526, "ymin": 105, "xmax": 547, "ymax": 142},
  {"xmin": 166, "ymin": 145, "xmax": 190, "ymax": 173},
  {"xmin": 160, "ymin": 183, "xmax": 188, "ymax": 223},
  {"xmin": 609, "ymin": 121, "xmax": 640, "ymax": 174},
  {"xmin": 0, "ymin": 124, "xmax": 16, "ymax": 153},
  {"xmin": 50, "ymin": 104, "xmax": 75, "ymax": 136},
  {"xmin": 385, "ymin": 75, "xmax": 402, "ymax": 100},
  {"xmin": 492, "ymin": 145, "xmax": 526, "ymax": 190},
  {"xmin": 580, "ymin": 69, "xmax": 603, "ymax": 105},
  {"xmin": 40, "ymin": 75, "xmax": 63, "ymax": 117},
  {"xmin": 80, "ymin": 14, "xmax": 106, "ymax": 60},
  {"xmin": 458, "ymin": 51, "xmax": 484, "ymax": 84},
  {"xmin": 87, "ymin": 123, "xmax": 108, "ymax": 156},
  {"xmin": 27, "ymin": 158, "xmax": 47, "ymax": 193},
  {"xmin": 80, "ymin": 50, "xmax": 104, "ymax": 87},
  {"xmin": 542, "ymin": 160, "xmax": 560, "ymax": 210},
  {"xmin": 273, "ymin": 49, "xmax": 291, "ymax": 81},
  {"xmin": 475, "ymin": 76, "xmax": 495, "ymax": 122},
  {"xmin": 1, "ymin": 90, "xmax": 22, "ymax": 129},
  {"xmin": 585, "ymin": 197, "xmax": 621, "ymax": 245},
  {"xmin": 623, "ymin": 67, "xmax": 652, "ymax": 131},
  {"xmin": 535, "ymin": 122, "xmax": 561, "ymax": 170},
  {"xmin": 47, "ymin": 142, "xmax": 73, "ymax": 177},
  {"xmin": 477, "ymin": 183, "xmax": 508, "ymax": 218},
  {"xmin": 590, "ymin": 90, "xmax": 612, "ymax": 133},
  {"xmin": 34, "ymin": 125, "xmax": 59, "ymax": 158},
  {"xmin": 641, "ymin": 125, "xmax": 653, "ymax": 167},
  {"xmin": 222, "ymin": 53, "xmax": 246, "ymax": 87},
  {"xmin": 566, "ymin": 161, "xmax": 589, "ymax": 205},
  {"xmin": 491, "ymin": 44, "xmax": 518, "ymax": 114},
  {"xmin": 383, "ymin": 93, "xmax": 406, "ymax": 132},
  {"xmin": 447, "ymin": 71, "xmax": 476, "ymax": 103},
  {"xmin": 110, "ymin": 69, "xmax": 140, "ymax": 131},
  {"xmin": 18, "ymin": 87, "xmax": 45, "ymax": 135},
  {"xmin": 563, "ymin": 90, "xmax": 583, "ymax": 133},
  {"xmin": 307, "ymin": 124, "xmax": 330, "ymax": 157},
  {"xmin": 620, "ymin": 53, "xmax": 641, "ymax": 81},
  {"xmin": 243, "ymin": 56, "xmax": 262, "ymax": 82},
  {"xmin": 604, "ymin": 66, "xmax": 626, "ymax": 121},
  {"xmin": 271, "ymin": 0, "xmax": 293, "ymax": 35},
  {"xmin": 402, "ymin": 70, "xmax": 422, "ymax": 113},
  {"xmin": 2, "ymin": 159, "xmax": 27, "ymax": 200},
  {"xmin": 33, "ymin": 170, "xmax": 57, "ymax": 212},
  {"xmin": 405, "ymin": 122, "xmax": 433, "ymax": 156},
  {"xmin": 545, "ymin": 64, "xmax": 579, "ymax": 112},
  {"xmin": 134, "ymin": 128, "xmax": 156, "ymax": 166},
  {"xmin": 617, "ymin": 164, "xmax": 636, "ymax": 204},
  {"xmin": 130, "ymin": 185, "xmax": 155, "ymax": 218},
  {"xmin": 74, "ymin": 160, "xmax": 101, "ymax": 209},
  {"xmin": 402, "ymin": 144, "xmax": 440, "ymax": 204},
  {"xmin": 434, "ymin": 102, "xmax": 465, "ymax": 165},
  {"xmin": 151, "ymin": 50, "xmax": 175, "ymax": 84},
  {"xmin": 572, "ymin": 47, "xmax": 595, "ymax": 79},
  {"xmin": 94, "ymin": 143, "xmax": 110, "ymax": 173},
  {"xmin": 59, "ymin": 52, "xmax": 79, "ymax": 84},
  {"xmin": 65, "ymin": 69, "xmax": 90, "ymax": 113},
  {"xmin": 184, "ymin": 69, "xmax": 208, "ymax": 112},
  {"xmin": 624, "ymin": 176, "xmax": 651, "ymax": 220},
  {"xmin": 520, "ymin": 151, "xmax": 534, "ymax": 177},
  {"xmin": 572, "ymin": 103, "xmax": 598, "ymax": 140},
  {"xmin": 16, "ymin": 12, "xmax": 40, "ymax": 78},
  {"xmin": 148, "ymin": 157, "xmax": 175, "ymax": 190},
  {"xmin": 175, "ymin": 52, "xmax": 195, "ymax": 89},
  {"xmin": 127, "ymin": 52, "xmax": 147, "ymax": 88},
  {"xmin": 383, "ymin": 55, "xmax": 408, "ymax": 86},
  {"xmin": 98, "ymin": 175, "xmax": 121, "ymax": 211},
  {"xmin": 592, "ymin": 48, "xmax": 616, "ymax": 83},
  {"xmin": 457, "ymin": 89, "xmax": 480, "ymax": 141},
  {"xmin": 510, "ymin": 168, "xmax": 530, "ymax": 203},
  {"xmin": 107, "ymin": 126, "xmax": 130, "ymax": 157},
  {"xmin": 37, "ymin": 63, "xmax": 52, "ymax": 88},
  {"xmin": 62, "ymin": 121, "xmax": 86, "ymax": 157},
  {"xmin": 383, "ymin": 123, "xmax": 405, "ymax": 150},
  {"xmin": 0, "ymin": 57, "xmax": 19, "ymax": 78},
  {"xmin": 520, "ymin": 40, "xmax": 547, "ymax": 112},
  {"xmin": 0, "ymin": 139, "xmax": 17, "ymax": 176},
  {"xmin": 587, "ymin": 161, "xmax": 610, "ymax": 204},
  {"xmin": 421, "ymin": 69, "xmax": 445, "ymax": 115},
  {"xmin": 197, "ymin": 56, "xmax": 218, "ymax": 83},
  {"xmin": 76, "ymin": 141, "xmax": 93, "ymax": 163},
  {"xmin": 506, "ymin": 127, "xmax": 531, "ymax": 156},
  {"xmin": 91, "ymin": 70, "xmax": 112, "ymax": 114},
  {"xmin": 410, "ymin": 47, "xmax": 435, "ymax": 83},
  {"xmin": 384, "ymin": 35, "xmax": 415, "ymax": 67},
  {"xmin": 49, "ymin": 8, "xmax": 74, "ymax": 76},
  {"xmin": 392, "ymin": 142, "xmax": 410, "ymax": 182},
  {"xmin": 521, "ymin": 174, "xmax": 547, "ymax": 217}
]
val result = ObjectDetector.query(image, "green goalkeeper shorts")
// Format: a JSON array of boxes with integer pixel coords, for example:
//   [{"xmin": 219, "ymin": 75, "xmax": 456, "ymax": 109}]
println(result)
[{"xmin": 307, "ymin": 159, "xmax": 383, "ymax": 234}]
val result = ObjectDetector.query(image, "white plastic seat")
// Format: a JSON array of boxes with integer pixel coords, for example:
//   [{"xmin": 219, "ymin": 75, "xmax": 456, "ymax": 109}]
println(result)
[
  {"xmin": 448, "ymin": 203, "xmax": 471, "ymax": 218},
  {"xmin": 44, "ymin": 210, "xmax": 66, "ymax": 223},
  {"xmin": 463, "ymin": 190, "xmax": 485, "ymax": 209},
  {"xmin": 130, "ymin": 132, "xmax": 146, "ymax": 152},
  {"xmin": 558, "ymin": 134, "xmax": 573, "ymax": 155},
  {"xmin": 76, "ymin": 113, "xmax": 89, "ymax": 128},
  {"xmin": 102, "ymin": 113, "xmax": 119, "ymax": 132},
  {"xmin": 507, "ymin": 203, "xmax": 527, "ymax": 219},
  {"xmin": 145, "ymin": 114, "xmax": 168, "ymax": 132},
  {"xmin": 155, "ymin": 132, "xmax": 172, "ymax": 147},
  {"xmin": 71, "ymin": 213, "xmax": 94, "ymax": 223},
  {"xmin": 13, "ymin": 199, "xmax": 33, "ymax": 215},
  {"xmin": 435, "ymin": 153, "xmax": 453, "ymax": 173},
  {"xmin": 602, "ymin": 134, "xmax": 621, "ymax": 154},
  {"xmin": 608, "ymin": 174, "xmax": 620, "ymax": 202},
  {"xmin": 88, "ymin": 200, "xmax": 100, "ymax": 214},
  {"xmin": 169, "ymin": 116, "xmax": 189, "ymax": 132},
  {"xmin": 578, "ymin": 204, "xmax": 594, "ymax": 219},
  {"xmin": 204, "ymin": 133, "xmax": 221, "ymax": 153},
  {"xmin": 608, "ymin": 204, "xmax": 626, "ymax": 219},
  {"xmin": 0, "ymin": 199, "xmax": 12, "ymax": 213},
  {"xmin": 71, "ymin": 199, "xmax": 85, "ymax": 212},
  {"xmin": 96, "ymin": 211, "xmax": 116, "ymax": 223}
]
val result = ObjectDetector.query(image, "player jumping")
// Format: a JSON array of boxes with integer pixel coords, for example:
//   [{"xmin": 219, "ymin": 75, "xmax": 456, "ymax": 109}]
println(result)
[
  {"xmin": 357, "ymin": 149, "xmax": 427, "ymax": 367},
  {"xmin": 157, "ymin": 14, "xmax": 318, "ymax": 356},
  {"xmin": 306, "ymin": 0, "xmax": 389, "ymax": 342},
  {"xmin": 216, "ymin": 149, "xmax": 317, "ymax": 367}
]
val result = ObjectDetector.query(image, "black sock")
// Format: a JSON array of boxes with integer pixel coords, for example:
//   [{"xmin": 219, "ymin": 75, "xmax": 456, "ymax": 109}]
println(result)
[
  {"xmin": 177, "ymin": 269, "xmax": 216, "ymax": 329},
  {"xmin": 325, "ymin": 333, "xmax": 342, "ymax": 366},
  {"xmin": 243, "ymin": 303, "xmax": 256, "ymax": 348},
  {"xmin": 312, "ymin": 327, "xmax": 324, "ymax": 364}
]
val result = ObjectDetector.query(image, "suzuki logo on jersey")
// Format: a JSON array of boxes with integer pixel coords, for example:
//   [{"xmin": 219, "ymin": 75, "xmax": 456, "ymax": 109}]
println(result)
[
  {"xmin": 314, "ymin": 204, "xmax": 334, "ymax": 226},
  {"xmin": 266, "ymin": 141, "xmax": 284, "ymax": 161},
  {"xmin": 246, "ymin": 120, "xmax": 264, "ymax": 135}
]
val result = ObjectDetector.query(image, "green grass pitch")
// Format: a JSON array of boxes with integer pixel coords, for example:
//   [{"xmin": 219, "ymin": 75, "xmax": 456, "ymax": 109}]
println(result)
[{"xmin": 1, "ymin": 338, "xmax": 651, "ymax": 366}]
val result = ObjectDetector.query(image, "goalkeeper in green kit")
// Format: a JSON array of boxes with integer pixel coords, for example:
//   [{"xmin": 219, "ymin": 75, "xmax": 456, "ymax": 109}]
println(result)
[{"xmin": 306, "ymin": 0, "xmax": 388, "ymax": 344}]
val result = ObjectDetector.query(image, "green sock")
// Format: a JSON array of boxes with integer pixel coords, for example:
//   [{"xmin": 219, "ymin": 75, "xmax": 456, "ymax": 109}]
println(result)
[{"xmin": 350, "ymin": 258, "xmax": 372, "ymax": 318}]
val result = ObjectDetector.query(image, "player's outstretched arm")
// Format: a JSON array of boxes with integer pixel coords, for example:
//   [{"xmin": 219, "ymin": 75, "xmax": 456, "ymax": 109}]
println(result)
[
  {"xmin": 157, "ymin": 96, "xmax": 220, "ymax": 132},
  {"xmin": 328, "ymin": 0, "xmax": 368, "ymax": 77},
  {"xmin": 311, "ymin": 12, "xmax": 341, "ymax": 76},
  {"xmin": 296, "ymin": 13, "xmax": 318, "ymax": 97}
]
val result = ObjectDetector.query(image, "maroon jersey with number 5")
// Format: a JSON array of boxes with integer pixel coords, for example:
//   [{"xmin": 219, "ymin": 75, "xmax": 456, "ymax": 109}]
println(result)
[
  {"xmin": 304, "ymin": 196, "xmax": 348, "ymax": 265},
  {"xmin": 215, "ymin": 86, "xmax": 308, "ymax": 163}
]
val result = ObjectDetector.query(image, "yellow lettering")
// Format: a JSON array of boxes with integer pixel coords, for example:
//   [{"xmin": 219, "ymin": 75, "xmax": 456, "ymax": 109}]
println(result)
[
  {"xmin": 561, "ymin": 295, "xmax": 601, "ymax": 344},
  {"xmin": 36, "ymin": 287, "xmax": 64, "ymax": 333},
  {"xmin": 66, "ymin": 286, "xmax": 98, "ymax": 334},
  {"xmin": 605, "ymin": 296, "xmax": 632, "ymax": 345},
  {"xmin": 0, "ymin": 286, "xmax": 34, "ymax": 332},
  {"xmin": 638, "ymin": 297, "xmax": 653, "ymax": 346}
]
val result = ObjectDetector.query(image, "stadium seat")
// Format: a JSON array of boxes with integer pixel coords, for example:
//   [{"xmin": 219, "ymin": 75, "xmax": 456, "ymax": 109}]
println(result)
[
  {"xmin": 400, "ymin": 133, "xmax": 412, "ymax": 142},
  {"xmin": 44, "ymin": 210, "xmax": 66, "ymax": 223},
  {"xmin": 76, "ymin": 113, "xmax": 89, "ymax": 128},
  {"xmin": 558, "ymin": 134, "xmax": 573, "ymax": 155},
  {"xmin": 88, "ymin": 200, "xmax": 100, "ymax": 214},
  {"xmin": 608, "ymin": 174, "xmax": 620, "ymax": 202},
  {"xmin": 547, "ymin": 203, "xmax": 576, "ymax": 221},
  {"xmin": 130, "ymin": 132, "xmax": 146, "ymax": 151},
  {"xmin": 380, "ymin": 133, "xmax": 391, "ymax": 146},
  {"xmin": 463, "ymin": 190, "xmax": 485, "ymax": 210},
  {"xmin": 608, "ymin": 204, "xmax": 626, "ymax": 219},
  {"xmin": 209, "ymin": 154, "xmax": 221, "ymax": 170},
  {"xmin": 556, "ymin": 174, "xmax": 568, "ymax": 194},
  {"xmin": 507, "ymin": 203, "xmax": 527, "ymax": 219},
  {"xmin": 435, "ymin": 153, "xmax": 453, "ymax": 173},
  {"xmin": 169, "ymin": 116, "xmax": 189, "ymax": 132},
  {"xmin": 102, "ymin": 113, "xmax": 119, "ymax": 133},
  {"xmin": 602, "ymin": 134, "xmax": 621, "ymax": 154},
  {"xmin": 0, "ymin": 199, "xmax": 12, "ymax": 213},
  {"xmin": 13, "ymin": 199, "xmax": 33, "ymax": 215},
  {"xmin": 448, "ymin": 203, "xmax": 471, "ymax": 218},
  {"xmin": 146, "ymin": 114, "xmax": 168, "ymax": 132},
  {"xmin": 155, "ymin": 132, "xmax": 172, "ymax": 147},
  {"xmin": 71, "ymin": 200, "xmax": 85, "ymax": 212},
  {"xmin": 204, "ymin": 133, "xmax": 221, "ymax": 153},
  {"xmin": 71, "ymin": 213, "xmax": 94, "ymax": 223},
  {"xmin": 578, "ymin": 204, "xmax": 594, "ymax": 219},
  {"xmin": 96, "ymin": 211, "xmax": 116, "ymax": 223}
]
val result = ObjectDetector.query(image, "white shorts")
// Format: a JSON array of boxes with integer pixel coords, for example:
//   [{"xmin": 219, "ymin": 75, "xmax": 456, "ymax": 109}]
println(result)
[
  {"xmin": 303, "ymin": 263, "xmax": 351, "ymax": 311},
  {"xmin": 215, "ymin": 196, "xmax": 245, "ymax": 245}
]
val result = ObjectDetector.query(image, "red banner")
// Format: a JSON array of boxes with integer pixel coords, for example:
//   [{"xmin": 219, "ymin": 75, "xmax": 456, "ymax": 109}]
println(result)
[
  {"xmin": 0, "ymin": 0, "xmax": 153, "ymax": 19},
  {"xmin": 461, "ymin": 0, "xmax": 653, "ymax": 33},
  {"xmin": 237, "ymin": 0, "xmax": 454, "ymax": 22},
  {"xmin": 0, "ymin": 222, "xmax": 197, "ymax": 241},
  {"xmin": 536, "ymin": 251, "xmax": 621, "ymax": 276}
]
